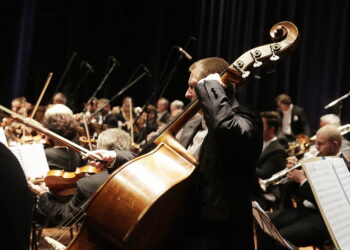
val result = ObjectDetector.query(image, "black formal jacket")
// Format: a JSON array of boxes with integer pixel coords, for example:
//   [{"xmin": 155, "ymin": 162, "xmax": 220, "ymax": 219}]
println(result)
[
  {"xmin": 45, "ymin": 147, "xmax": 86, "ymax": 172},
  {"xmin": 252, "ymin": 139, "xmax": 288, "ymax": 197},
  {"xmin": 176, "ymin": 79, "xmax": 263, "ymax": 249},
  {"xmin": 256, "ymin": 140, "xmax": 287, "ymax": 180},
  {"xmin": 278, "ymin": 104, "xmax": 311, "ymax": 137}
]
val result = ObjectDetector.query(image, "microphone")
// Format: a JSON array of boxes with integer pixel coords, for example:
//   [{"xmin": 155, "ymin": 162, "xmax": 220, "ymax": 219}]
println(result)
[
  {"xmin": 84, "ymin": 61, "xmax": 95, "ymax": 73},
  {"xmin": 108, "ymin": 56, "xmax": 121, "ymax": 68},
  {"xmin": 143, "ymin": 66, "xmax": 152, "ymax": 78},
  {"xmin": 175, "ymin": 46, "xmax": 192, "ymax": 60},
  {"xmin": 189, "ymin": 36, "xmax": 197, "ymax": 42}
]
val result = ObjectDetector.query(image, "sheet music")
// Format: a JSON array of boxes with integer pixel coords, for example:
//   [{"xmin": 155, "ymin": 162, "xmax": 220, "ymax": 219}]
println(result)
[
  {"xmin": 10, "ymin": 144, "xmax": 49, "ymax": 179},
  {"xmin": 0, "ymin": 127, "xmax": 8, "ymax": 146},
  {"xmin": 303, "ymin": 157, "xmax": 350, "ymax": 249}
]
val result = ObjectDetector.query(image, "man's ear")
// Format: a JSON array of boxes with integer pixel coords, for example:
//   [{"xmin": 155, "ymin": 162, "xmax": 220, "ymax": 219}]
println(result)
[{"xmin": 332, "ymin": 140, "xmax": 341, "ymax": 151}]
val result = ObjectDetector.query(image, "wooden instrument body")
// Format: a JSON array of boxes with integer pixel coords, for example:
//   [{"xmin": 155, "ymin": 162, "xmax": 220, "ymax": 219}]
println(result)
[{"xmin": 68, "ymin": 142, "xmax": 195, "ymax": 249}]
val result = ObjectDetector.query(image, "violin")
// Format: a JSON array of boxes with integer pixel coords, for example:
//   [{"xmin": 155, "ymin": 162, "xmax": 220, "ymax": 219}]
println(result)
[
  {"xmin": 17, "ymin": 134, "xmax": 53, "ymax": 147},
  {"xmin": 79, "ymin": 136, "xmax": 97, "ymax": 146},
  {"xmin": 33, "ymin": 165, "xmax": 102, "ymax": 196}
]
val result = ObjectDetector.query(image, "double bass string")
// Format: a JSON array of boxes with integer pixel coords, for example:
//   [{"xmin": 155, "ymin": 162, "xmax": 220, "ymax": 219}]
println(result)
[{"xmin": 46, "ymin": 199, "xmax": 91, "ymax": 244}]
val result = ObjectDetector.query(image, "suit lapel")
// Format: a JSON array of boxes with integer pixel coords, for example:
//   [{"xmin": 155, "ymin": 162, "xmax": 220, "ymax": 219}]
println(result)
[{"xmin": 179, "ymin": 117, "xmax": 202, "ymax": 148}]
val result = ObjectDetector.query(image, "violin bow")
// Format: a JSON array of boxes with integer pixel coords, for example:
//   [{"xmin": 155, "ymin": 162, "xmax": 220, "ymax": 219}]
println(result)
[
  {"xmin": 0, "ymin": 104, "xmax": 102, "ymax": 162},
  {"xmin": 129, "ymin": 98, "xmax": 134, "ymax": 143},
  {"xmin": 31, "ymin": 72, "xmax": 53, "ymax": 119},
  {"xmin": 82, "ymin": 114, "xmax": 93, "ymax": 151}
]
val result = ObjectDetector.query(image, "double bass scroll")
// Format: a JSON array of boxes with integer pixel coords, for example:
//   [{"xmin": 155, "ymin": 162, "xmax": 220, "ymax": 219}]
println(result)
[{"xmin": 67, "ymin": 21, "xmax": 300, "ymax": 250}]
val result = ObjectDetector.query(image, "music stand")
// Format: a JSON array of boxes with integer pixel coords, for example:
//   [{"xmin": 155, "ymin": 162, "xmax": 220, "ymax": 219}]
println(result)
[{"xmin": 252, "ymin": 201, "xmax": 296, "ymax": 250}]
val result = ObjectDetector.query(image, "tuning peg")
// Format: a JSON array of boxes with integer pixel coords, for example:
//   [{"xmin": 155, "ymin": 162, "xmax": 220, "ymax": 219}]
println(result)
[
  {"xmin": 251, "ymin": 51, "xmax": 262, "ymax": 68},
  {"xmin": 233, "ymin": 61, "xmax": 251, "ymax": 79},
  {"xmin": 270, "ymin": 44, "xmax": 281, "ymax": 61}
]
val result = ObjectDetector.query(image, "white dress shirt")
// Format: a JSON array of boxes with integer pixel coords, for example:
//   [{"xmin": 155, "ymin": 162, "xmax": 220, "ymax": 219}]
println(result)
[{"xmin": 281, "ymin": 104, "xmax": 293, "ymax": 135}]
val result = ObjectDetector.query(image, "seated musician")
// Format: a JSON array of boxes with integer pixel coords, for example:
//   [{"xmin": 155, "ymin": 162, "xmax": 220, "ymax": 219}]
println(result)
[
  {"xmin": 51, "ymin": 92, "xmax": 68, "ymax": 105},
  {"xmin": 252, "ymin": 111, "xmax": 288, "ymax": 211},
  {"xmin": 93, "ymin": 98, "xmax": 118, "ymax": 130},
  {"xmin": 169, "ymin": 99, "xmax": 184, "ymax": 122},
  {"xmin": 257, "ymin": 124, "xmax": 350, "ymax": 249},
  {"xmin": 135, "ymin": 104, "xmax": 159, "ymax": 144},
  {"xmin": 305, "ymin": 113, "xmax": 350, "ymax": 158},
  {"xmin": 113, "ymin": 96, "xmax": 136, "ymax": 130},
  {"xmin": 3, "ymin": 97, "xmax": 33, "ymax": 143},
  {"xmin": 43, "ymin": 104, "xmax": 85, "ymax": 172},
  {"xmin": 156, "ymin": 97, "xmax": 170, "ymax": 124},
  {"xmin": 28, "ymin": 128, "xmax": 134, "ymax": 227}
]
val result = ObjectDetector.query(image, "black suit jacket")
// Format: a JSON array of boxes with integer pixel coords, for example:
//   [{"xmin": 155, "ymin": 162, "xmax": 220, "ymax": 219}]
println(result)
[
  {"xmin": 158, "ymin": 110, "xmax": 170, "ymax": 124},
  {"xmin": 176, "ymin": 79, "xmax": 263, "ymax": 249},
  {"xmin": 278, "ymin": 105, "xmax": 311, "ymax": 137},
  {"xmin": 252, "ymin": 140, "xmax": 287, "ymax": 198},
  {"xmin": 45, "ymin": 147, "xmax": 86, "ymax": 172},
  {"xmin": 256, "ymin": 140, "xmax": 287, "ymax": 179}
]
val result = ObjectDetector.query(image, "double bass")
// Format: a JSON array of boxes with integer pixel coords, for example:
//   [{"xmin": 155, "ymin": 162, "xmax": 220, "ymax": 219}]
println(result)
[{"xmin": 68, "ymin": 21, "xmax": 299, "ymax": 249}]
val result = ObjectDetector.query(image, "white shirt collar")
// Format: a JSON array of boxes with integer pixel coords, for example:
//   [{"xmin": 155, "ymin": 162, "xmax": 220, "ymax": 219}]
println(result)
[{"xmin": 262, "ymin": 136, "xmax": 277, "ymax": 152}]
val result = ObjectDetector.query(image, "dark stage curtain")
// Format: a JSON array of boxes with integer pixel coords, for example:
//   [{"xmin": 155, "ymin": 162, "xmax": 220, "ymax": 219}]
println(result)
[
  {"xmin": 196, "ymin": 0, "xmax": 350, "ymax": 131},
  {"xmin": 0, "ymin": 0, "xmax": 37, "ymax": 106},
  {"xmin": 1, "ymin": 0, "xmax": 197, "ymax": 112},
  {"xmin": 2, "ymin": 0, "xmax": 350, "ymax": 132}
]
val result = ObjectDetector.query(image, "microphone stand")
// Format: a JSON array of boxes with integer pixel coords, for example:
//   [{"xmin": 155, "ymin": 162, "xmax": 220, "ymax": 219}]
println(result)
[
  {"xmin": 90, "ymin": 69, "xmax": 150, "ymax": 118},
  {"xmin": 324, "ymin": 90, "xmax": 350, "ymax": 119},
  {"xmin": 158, "ymin": 53, "xmax": 185, "ymax": 99},
  {"xmin": 133, "ymin": 37, "xmax": 196, "ymax": 138},
  {"xmin": 83, "ymin": 61, "xmax": 117, "ymax": 113},
  {"xmin": 157, "ymin": 36, "xmax": 195, "ymax": 99},
  {"xmin": 72, "ymin": 68, "xmax": 93, "ymax": 99},
  {"xmin": 52, "ymin": 52, "xmax": 78, "ymax": 97}
]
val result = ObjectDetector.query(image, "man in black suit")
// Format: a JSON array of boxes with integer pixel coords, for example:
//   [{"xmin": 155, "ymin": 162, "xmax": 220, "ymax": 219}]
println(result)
[
  {"xmin": 276, "ymin": 94, "xmax": 311, "ymax": 143},
  {"xmin": 90, "ymin": 57, "xmax": 263, "ymax": 249},
  {"xmin": 252, "ymin": 111, "xmax": 288, "ymax": 211},
  {"xmin": 175, "ymin": 57, "xmax": 263, "ymax": 249}
]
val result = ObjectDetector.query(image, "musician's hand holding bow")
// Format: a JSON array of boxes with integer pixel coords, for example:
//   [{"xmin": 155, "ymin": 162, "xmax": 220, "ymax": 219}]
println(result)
[
  {"xmin": 286, "ymin": 156, "xmax": 307, "ymax": 184},
  {"xmin": 84, "ymin": 150, "xmax": 117, "ymax": 170}
]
